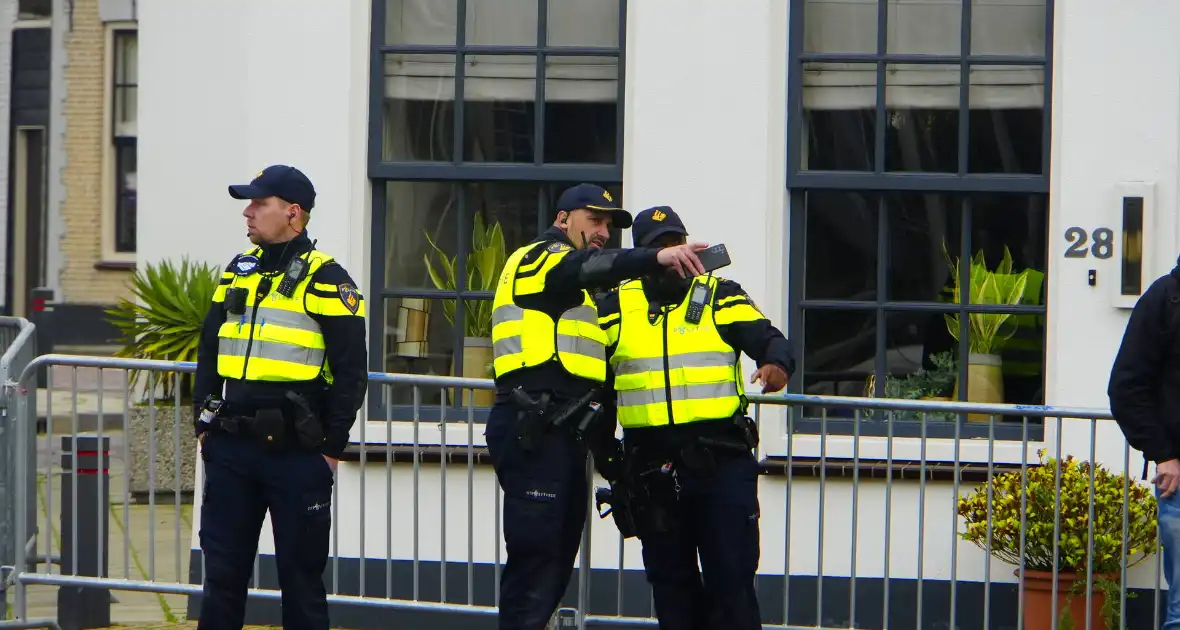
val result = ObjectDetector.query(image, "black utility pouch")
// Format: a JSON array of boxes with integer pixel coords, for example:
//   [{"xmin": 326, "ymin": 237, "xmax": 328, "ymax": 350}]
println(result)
[
  {"xmin": 252, "ymin": 409, "xmax": 287, "ymax": 448},
  {"xmin": 286, "ymin": 392, "xmax": 325, "ymax": 449},
  {"xmin": 224, "ymin": 288, "xmax": 248, "ymax": 315}
]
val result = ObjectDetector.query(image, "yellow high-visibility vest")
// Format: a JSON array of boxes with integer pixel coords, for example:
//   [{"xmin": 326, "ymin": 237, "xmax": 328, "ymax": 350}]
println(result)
[
  {"xmin": 214, "ymin": 248, "xmax": 337, "ymax": 383},
  {"xmin": 491, "ymin": 240, "xmax": 608, "ymax": 383},
  {"xmin": 608, "ymin": 276, "xmax": 744, "ymax": 428},
  {"xmin": 1003, "ymin": 268, "xmax": 1045, "ymax": 378}
]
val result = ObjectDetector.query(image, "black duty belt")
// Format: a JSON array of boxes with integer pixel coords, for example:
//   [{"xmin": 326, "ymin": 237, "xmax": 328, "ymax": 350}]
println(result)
[{"xmin": 507, "ymin": 386, "xmax": 605, "ymax": 452}]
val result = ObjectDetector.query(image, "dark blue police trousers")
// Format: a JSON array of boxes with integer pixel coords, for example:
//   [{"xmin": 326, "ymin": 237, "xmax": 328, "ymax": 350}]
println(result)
[
  {"xmin": 197, "ymin": 431, "xmax": 335, "ymax": 630},
  {"xmin": 635, "ymin": 446, "xmax": 762, "ymax": 630},
  {"xmin": 485, "ymin": 401, "xmax": 589, "ymax": 630}
]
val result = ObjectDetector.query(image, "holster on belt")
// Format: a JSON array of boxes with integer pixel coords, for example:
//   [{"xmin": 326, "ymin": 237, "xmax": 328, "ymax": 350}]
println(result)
[{"xmin": 507, "ymin": 387, "xmax": 605, "ymax": 452}]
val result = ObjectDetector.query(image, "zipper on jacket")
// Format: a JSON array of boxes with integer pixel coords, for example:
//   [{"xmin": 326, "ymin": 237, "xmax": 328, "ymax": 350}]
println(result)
[
  {"xmin": 239, "ymin": 278, "xmax": 271, "ymax": 380},
  {"xmin": 662, "ymin": 313, "xmax": 674, "ymax": 425}
]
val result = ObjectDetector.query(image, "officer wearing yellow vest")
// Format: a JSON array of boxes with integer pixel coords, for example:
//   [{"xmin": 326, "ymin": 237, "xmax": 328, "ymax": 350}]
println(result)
[
  {"xmin": 191, "ymin": 165, "xmax": 369, "ymax": 630},
  {"xmin": 595, "ymin": 206, "xmax": 794, "ymax": 630},
  {"xmin": 486, "ymin": 183, "xmax": 710, "ymax": 629}
]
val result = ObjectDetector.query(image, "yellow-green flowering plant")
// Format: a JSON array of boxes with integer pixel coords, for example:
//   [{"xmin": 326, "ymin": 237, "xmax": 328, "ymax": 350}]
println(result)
[
  {"xmin": 958, "ymin": 449, "xmax": 1158, "ymax": 628},
  {"xmin": 957, "ymin": 448, "xmax": 1157, "ymax": 575}
]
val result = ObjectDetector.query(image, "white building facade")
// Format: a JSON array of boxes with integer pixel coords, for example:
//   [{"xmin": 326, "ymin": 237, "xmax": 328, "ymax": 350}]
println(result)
[{"xmin": 136, "ymin": 0, "xmax": 1173, "ymax": 627}]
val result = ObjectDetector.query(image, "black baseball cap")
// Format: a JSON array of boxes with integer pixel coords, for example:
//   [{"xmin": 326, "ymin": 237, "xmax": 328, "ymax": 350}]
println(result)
[
  {"xmin": 228, "ymin": 165, "xmax": 317, "ymax": 212},
  {"xmin": 555, "ymin": 183, "xmax": 632, "ymax": 229},
  {"xmin": 632, "ymin": 206, "xmax": 688, "ymax": 247}
]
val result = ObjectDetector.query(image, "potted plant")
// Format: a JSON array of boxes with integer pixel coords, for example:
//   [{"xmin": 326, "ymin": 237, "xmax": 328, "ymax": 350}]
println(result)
[
  {"xmin": 423, "ymin": 213, "xmax": 507, "ymax": 406},
  {"xmin": 942, "ymin": 243, "xmax": 1030, "ymax": 421},
  {"xmin": 864, "ymin": 351, "xmax": 957, "ymax": 421},
  {"xmin": 957, "ymin": 449, "xmax": 1158, "ymax": 630},
  {"xmin": 105, "ymin": 257, "xmax": 220, "ymax": 501}
]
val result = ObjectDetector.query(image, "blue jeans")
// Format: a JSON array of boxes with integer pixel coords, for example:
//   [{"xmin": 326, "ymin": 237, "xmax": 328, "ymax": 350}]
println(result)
[{"xmin": 1156, "ymin": 484, "xmax": 1180, "ymax": 629}]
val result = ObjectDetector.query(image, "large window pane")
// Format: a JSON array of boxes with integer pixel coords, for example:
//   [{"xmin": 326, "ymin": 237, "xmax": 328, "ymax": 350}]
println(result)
[
  {"xmin": 801, "ymin": 62, "xmax": 877, "ymax": 172},
  {"xmin": 803, "ymin": 190, "xmax": 878, "ymax": 301},
  {"xmin": 547, "ymin": 0, "xmax": 620, "ymax": 47},
  {"xmin": 801, "ymin": 0, "xmax": 1045, "ymax": 57},
  {"xmin": 464, "ymin": 54, "xmax": 537, "ymax": 162},
  {"xmin": 380, "ymin": 0, "xmax": 620, "ymax": 165},
  {"xmin": 544, "ymin": 56, "xmax": 618, "ymax": 164},
  {"xmin": 385, "ymin": 181, "xmax": 460, "ymax": 290},
  {"xmin": 968, "ymin": 65, "xmax": 1045, "ymax": 175},
  {"xmin": 114, "ymin": 31, "xmax": 137, "ymax": 137},
  {"xmin": 383, "ymin": 54, "xmax": 457, "ymax": 162},
  {"xmin": 18, "ymin": 0, "xmax": 49, "ymax": 20},
  {"xmin": 115, "ymin": 141, "xmax": 137, "ymax": 254},
  {"xmin": 801, "ymin": 308, "xmax": 876, "ymax": 399},
  {"xmin": 971, "ymin": 0, "xmax": 1046, "ymax": 56},
  {"xmin": 461, "ymin": 181, "xmax": 544, "ymax": 291},
  {"xmin": 887, "ymin": 193, "xmax": 961, "ymax": 303},
  {"xmin": 383, "ymin": 297, "xmax": 458, "ymax": 406},
  {"xmin": 384, "ymin": 0, "xmax": 457, "ymax": 46},
  {"xmin": 884, "ymin": 63, "xmax": 959, "ymax": 173},
  {"xmin": 466, "ymin": 0, "xmax": 537, "ymax": 46},
  {"xmin": 886, "ymin": 0, "xmax": 960, "ymax": 55}
]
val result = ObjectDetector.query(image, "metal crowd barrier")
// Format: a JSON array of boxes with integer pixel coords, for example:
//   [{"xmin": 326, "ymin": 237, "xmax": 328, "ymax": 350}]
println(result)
[{"xmin": 0, "ymin": 351, "xmax": 1168, "ymax": 630}]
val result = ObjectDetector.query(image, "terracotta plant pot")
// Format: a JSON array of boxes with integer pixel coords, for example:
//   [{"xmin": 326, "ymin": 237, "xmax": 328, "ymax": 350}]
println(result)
[{"xmin": 1018, "ymin": 569, "xmax": 1112, "ymax": 630}]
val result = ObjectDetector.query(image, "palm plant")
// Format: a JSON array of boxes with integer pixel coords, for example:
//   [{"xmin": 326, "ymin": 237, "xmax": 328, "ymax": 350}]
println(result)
[
  {"xmin": 105, "ymin": 257, "xmax": 220, "ymax": 403},
  {"xmin": 422, "ymin": 214, "xmax": 507, "ymax": 339}
]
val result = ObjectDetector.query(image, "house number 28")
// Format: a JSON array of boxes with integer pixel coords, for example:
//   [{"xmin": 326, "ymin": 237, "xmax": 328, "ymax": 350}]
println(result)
[{"xmin": 1063, "ymin": 226, "xmax": 1113, "ymax": 259}]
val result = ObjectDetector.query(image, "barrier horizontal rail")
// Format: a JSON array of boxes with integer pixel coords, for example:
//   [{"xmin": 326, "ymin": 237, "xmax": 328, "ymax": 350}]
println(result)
[{"xmin": 1, "ymin": 353, "xmax": 1164, "ymax": 630}]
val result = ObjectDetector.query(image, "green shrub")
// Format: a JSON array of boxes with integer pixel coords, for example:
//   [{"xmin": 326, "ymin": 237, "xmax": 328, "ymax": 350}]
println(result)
[{"xmin": 105, "ymin": 257, "xmax": 220, "ymax": 403}]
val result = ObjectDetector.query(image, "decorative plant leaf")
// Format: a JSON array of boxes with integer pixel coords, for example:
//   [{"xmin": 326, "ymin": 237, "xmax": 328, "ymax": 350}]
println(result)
[
  {"xmin": 103, "ymin": 257, "xmax": 220, "ymax": 403},
  {"xmin": 421, "ymin": 216, "xmax": 508, "ymax": 338}
]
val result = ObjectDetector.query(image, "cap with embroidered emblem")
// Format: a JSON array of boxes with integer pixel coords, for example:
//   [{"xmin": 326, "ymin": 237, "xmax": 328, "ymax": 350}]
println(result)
[
  {"xmin": 229, "ymin": 164, "xmax": 317, "ymax": 212},
  {"xmin": 632, "ymin": 205, "xmax": 688, "ymax": 247},
  {"xmin": 555, "ymin": 183, "xmax": 632, "ymax": 229}
]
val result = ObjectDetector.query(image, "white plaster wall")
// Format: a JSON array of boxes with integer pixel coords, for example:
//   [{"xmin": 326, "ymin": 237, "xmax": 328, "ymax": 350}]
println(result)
[
  {"xmin": 137, "ymin": 0, "xmax": 371, "ymax": 287},
  {"xmin": 1043, "ymin": 0, "xmax": 1180, "ymax": 482}
]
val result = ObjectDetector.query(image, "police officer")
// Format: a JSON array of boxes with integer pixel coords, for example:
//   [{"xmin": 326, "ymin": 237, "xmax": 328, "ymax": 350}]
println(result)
[
  {"xmin": 192, "ymin": 165, "xmax": 369, "ymax": 630},
  {"xmin": 485, "ymin": 183, "xmax": 710, "ymax": 629},
  {"xmin": 595, "ymin": 206, "xmax": 795, "ymax": 630}
]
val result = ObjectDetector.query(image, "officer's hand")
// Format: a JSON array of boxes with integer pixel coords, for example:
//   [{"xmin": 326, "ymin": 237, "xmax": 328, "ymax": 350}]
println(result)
[
  {"xmin": 655, "ymin": 241, "xmax": 709, "ymax": 278},
  {"xmin": 751, "ymin": 364, "xmax": 788, "ymax": 394},
  {"xmin": 323, "ymin": 455, "xmax": 338, "ymax": 472}
]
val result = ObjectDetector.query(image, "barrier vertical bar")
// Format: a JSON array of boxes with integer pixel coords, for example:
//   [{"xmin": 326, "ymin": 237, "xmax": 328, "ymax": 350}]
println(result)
[{"xmin": 56, "ymin": 434, "xmax": 111, "ymax": 630}]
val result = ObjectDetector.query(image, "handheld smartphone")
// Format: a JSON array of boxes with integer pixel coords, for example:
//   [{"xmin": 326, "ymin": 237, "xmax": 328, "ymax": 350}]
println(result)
[{"xmin": 696, "ymin": 244, "xmax": 731, "ymax": 273}]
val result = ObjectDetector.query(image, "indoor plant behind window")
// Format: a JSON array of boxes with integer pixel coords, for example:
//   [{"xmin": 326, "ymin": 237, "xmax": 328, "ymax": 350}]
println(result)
[
  {"xmin": 105, "ymin": 257, "xmax": 220, "ymax": 501},
  {"xmin": 423, "ymin": 213, "xmax": 506, "ymax": 407},
  {"xmin": 957, "ymin": 450, "xmax": 1158, "ymax": 630},
  {"xmin": 942, "ymin": 243, "xmax": 1029, "ymax": 421}
]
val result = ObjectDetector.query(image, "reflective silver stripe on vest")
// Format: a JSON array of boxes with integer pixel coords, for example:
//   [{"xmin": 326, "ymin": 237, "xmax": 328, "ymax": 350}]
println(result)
[
  {"xmin": 491, "ymin": 303, "xmax": 603, "ymax": 361},
  {"xmin": 617, "ymin": 381, "xmax": 739, "ymax": 407},
  {"xmin": 614, "ymin": 351, "xmax": 735, "ymax": 377},
  {"xmin": 218, "ymin": 337, "xmax": 326, "ymax": 367},
  {"xmin": 557, "ymin": 333, "xmax": 606, "ymax": 362},
  {"xmin": 254, "ymin": 305, "xmax": 321, "ymax": 333}
]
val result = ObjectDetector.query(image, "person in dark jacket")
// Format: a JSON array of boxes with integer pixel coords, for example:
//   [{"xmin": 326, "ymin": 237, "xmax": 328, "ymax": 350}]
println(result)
[{"xmin": 1108, "ymin": 257, "xmax": 1180, "ymax": 629}]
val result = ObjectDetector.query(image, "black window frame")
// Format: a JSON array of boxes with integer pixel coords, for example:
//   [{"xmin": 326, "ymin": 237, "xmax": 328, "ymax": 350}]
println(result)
[
  {"xmin": 366, "ymin": 0, "xmax": 628, "ymax": 424},
  {"xmin": 111, "ymin": 28, "xmax": 137, "ymax": 254},
  {"xmin": 785, "ymin": 0, "xmax": 1055, "ymax": 442}
]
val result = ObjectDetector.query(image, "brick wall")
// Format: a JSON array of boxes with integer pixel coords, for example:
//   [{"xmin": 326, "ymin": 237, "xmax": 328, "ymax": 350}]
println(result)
[{"xmin": 58, "ymin": 0, "xmax": 133, "ymax": 305}]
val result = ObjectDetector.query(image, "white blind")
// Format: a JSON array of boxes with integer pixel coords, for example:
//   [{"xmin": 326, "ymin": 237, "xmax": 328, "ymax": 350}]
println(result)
[
  {"xmin": 384, "ymin": 0, "xmax": 619, "ymax": 103},
  {"xmin": 804, "ymin": 0, "xmax": 1045, "ymax": 109}
]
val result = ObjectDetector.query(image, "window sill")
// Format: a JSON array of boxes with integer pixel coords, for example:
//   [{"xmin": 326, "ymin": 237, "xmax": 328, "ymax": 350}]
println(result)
[
  {"xmin": 336, "ymin": 443, "xmax": 1026, "ymax": 483},
  {"xmin": 94, "ymin": 260, "xmax": 135, "ymax": 271}
]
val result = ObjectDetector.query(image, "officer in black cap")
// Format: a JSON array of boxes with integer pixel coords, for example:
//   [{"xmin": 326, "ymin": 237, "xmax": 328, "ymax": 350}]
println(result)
[
  {"xmin": 486, "ymin": 184, "xmax": 712, "ymax": 628},
  {"xmin": 192, "ymin": 164, "xmax": 369, "ymax": 630},
  {"xmin": 595, "ymin": 205, "xmax": 795, "ymax": 630}
]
